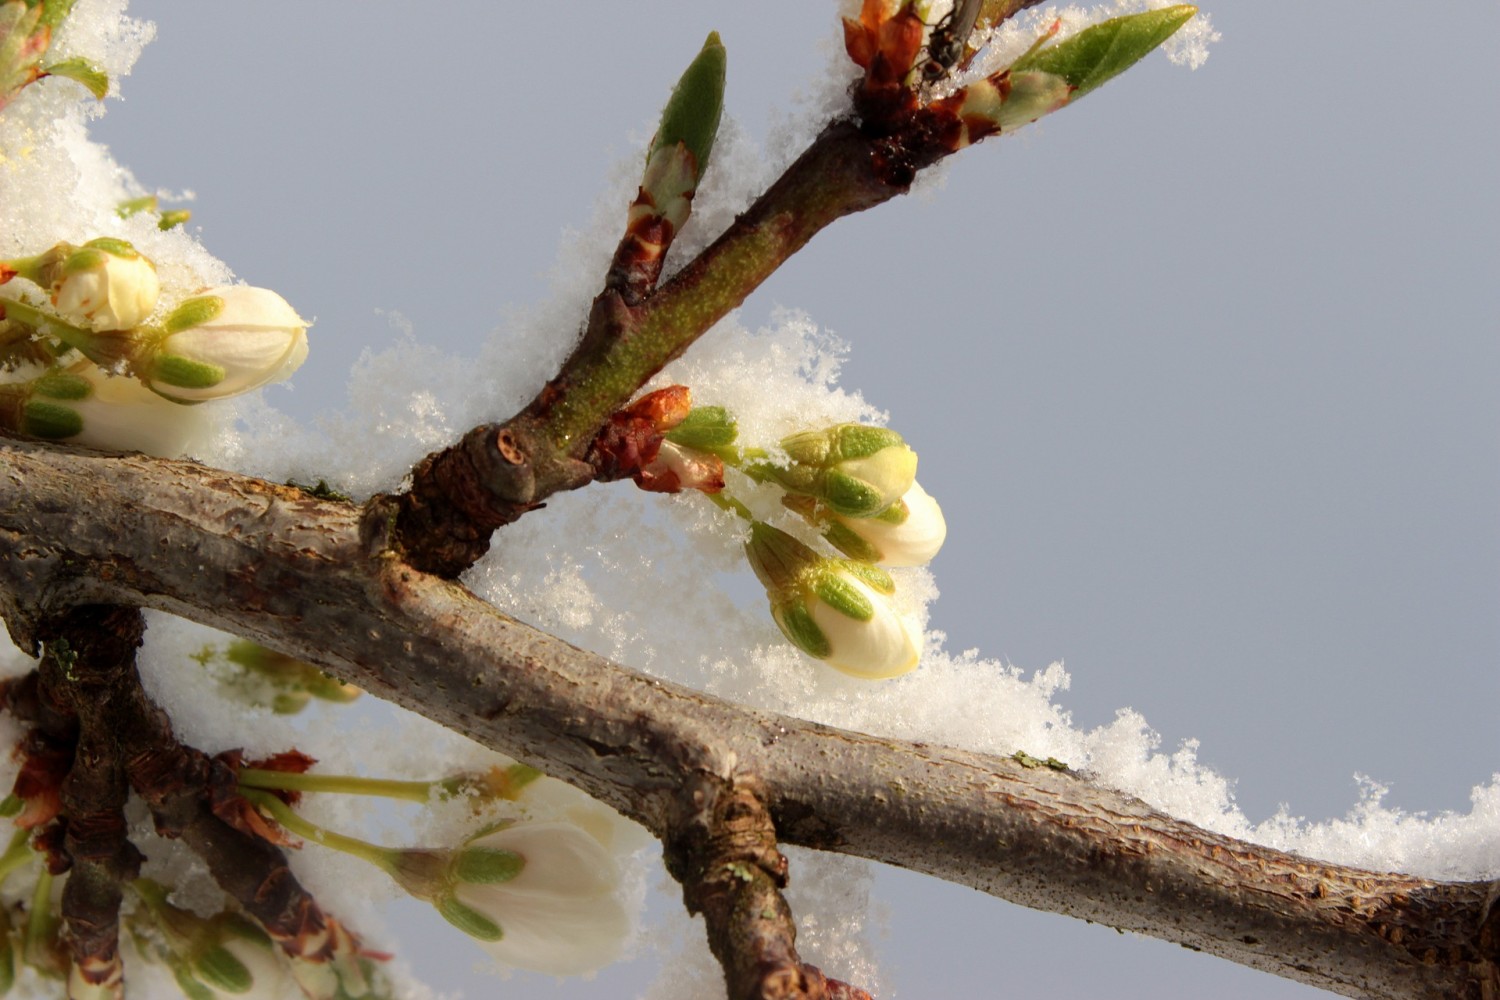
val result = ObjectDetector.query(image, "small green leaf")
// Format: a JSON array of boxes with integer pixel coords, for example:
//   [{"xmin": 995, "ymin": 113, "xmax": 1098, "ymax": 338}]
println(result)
[
  {"xmin": 436, "ymin": 895, "xmax": 503, "ymax": 942},
  {"xmin": 649, "ymin": 32, "xmax": 726, "ymax": 180},
  {"xmin": 158, "ymin": 208, "xmax": 192, "ymax": 231},
  {"xmin": 37, "ymin": 0, "xmax": 78, "ymax": 29},
  {"xmin": 42, "ymin": 57, "xmax": 107, "ymax": 99},
  {"xmin": 116, "ymin": 195, "xmax": 158, "ymax": 218},
  {"xmin": 665, "ymin": 404, "xmax": 738, "ymax": 455},
  {"xmin": 1011, "ymin": 5, "xmax": 1197, "ymax": 102}
]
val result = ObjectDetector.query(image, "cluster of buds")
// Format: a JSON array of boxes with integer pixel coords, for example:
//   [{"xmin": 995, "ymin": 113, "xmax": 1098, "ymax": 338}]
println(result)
[
  {"xmin": 615, "ymin": 390, "xmax": 946, "ymax": 680},
  {"xmin": 228, "ymin": 752, "xmax": 634, "ymax": 979},
  {"xmin": 0, "ymin": 238, "xmax": 308, "ymax": 455},
  {"xmin": 194, "ymin": 640, "xmax": 362, "ymax": 715}
]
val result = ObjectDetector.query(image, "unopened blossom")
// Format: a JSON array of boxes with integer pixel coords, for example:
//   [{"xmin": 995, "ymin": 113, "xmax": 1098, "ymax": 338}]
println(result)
[
  {"xmin": 2, "ymin": 238, "xmax": 159, "ymax": 331},
  {"xmin": 745, "ymin": 521, "xmax": 922, "ymax": 679},
  {"xmin": 390, "ymin": 820, "xmax": 628, "ymax": 976},
  {"xmin": 132, "ymin": 881, "xmax": 295, "ymax": 1000},
  {"xmin": 790, "ymin": 481, "xmax": 947, "ymax": 567},
  {"xmin": 0, "ymin": 361, "xmax": 212, "ymax": 456},
  {"xmin": 142, "ymin": 286, "xmax": 308, "ymax": 402},
  {"xmin": 750, "ymin": 423, "xmax": 918, "ymax": 518}
]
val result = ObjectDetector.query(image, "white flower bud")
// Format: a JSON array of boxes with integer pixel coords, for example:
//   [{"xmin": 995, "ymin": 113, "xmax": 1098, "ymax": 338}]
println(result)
[
  {"xmin": 53, "ymin": 242, "xmax": 159, "ymax": 332},
  {"xmin": 63, "ymin": 364, "xmax": 212, "ymax": 456},
  {"xmin": 5, "ymin": 238, "xmax": 159, "ymax": 331},
  {"xmin": 144, "ymin": 286, "xmax": 309, "ymax": 402},
  {"xmin": 433, "ymin": 821, "xmax": 628, "ymax": 976},
  {"xmin": 753, "ymin": 424, "xmax": 918, "ymax": 518},
  {"xmin": 745, "ymin": 522, "xmax": 923, "ymax": 679},
  {"xmin": 820, "ymin": 482, "xmax": 947, "ymax": 567}
]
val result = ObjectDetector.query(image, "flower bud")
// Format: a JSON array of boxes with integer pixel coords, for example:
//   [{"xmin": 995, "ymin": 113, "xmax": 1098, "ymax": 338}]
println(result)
[
  {"xmin": 788, "ymin": 481, "xmax": 947, "ymax": 567},
  {"xmin": 396, "ymin": 820, "xmax": 628, "ymax": 976},
  {"xmin": 219, "ymin": 640, "xmax": 361, "ymax": 714},
  {"xmin": 745, "ymin": 521, "xmax": 922, "ymax": 679},
  {"xmin": 0, "ymin": 362, "xmax": 213, "ymax": 456},
  {"xmin": 4, "ymin": 238, "xmax": 159, "ymax": 331},
  {"xmin": 751, "ymin": 424, "xmax": 917, "ymax": 518},
  {"xmin": 142, "ymin": 287, "xmax": 309, "ymax": 402},
  {"xmin": 132, "ymin": 881, "xmax": 295, "ymax": 1000}
]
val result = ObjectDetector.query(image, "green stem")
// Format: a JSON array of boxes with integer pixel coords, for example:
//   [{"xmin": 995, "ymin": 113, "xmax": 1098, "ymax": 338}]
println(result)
[
  {"xmin": 537, "ymin": 120, "xmax": 905, "ymax": 453},
  {"xmin": 23, "ymin": 868, "xmax": 56, "ymax": 967},
  {"xmin": 237, "ymin": 788, "xmax": 399, "ymax": 873},
  {"xmin": 237, "ymin": 769, "xmax": 438, "ymax": 803},
  {"xmin": 706, "ymin": 490, "xmax": 755, "ymax": 522},
  {"xmin": 0, "ymin": 828, "xmax": 34, "ymax": 886},
  {"xmin": 0, "ymin": 295, "xmax": 94, "ymax": 353}
]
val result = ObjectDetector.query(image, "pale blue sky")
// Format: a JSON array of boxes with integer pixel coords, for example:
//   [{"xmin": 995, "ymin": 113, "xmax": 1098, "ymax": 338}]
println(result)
[{"xmin": 92, "ymin": 3, "xmax": 1500, "ymax": 997}]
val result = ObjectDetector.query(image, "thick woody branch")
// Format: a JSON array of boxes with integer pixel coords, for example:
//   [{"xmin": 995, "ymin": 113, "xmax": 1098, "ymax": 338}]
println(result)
[
  {"xmin": 662, "ymin": 774, "xmax": 825, "ymax": 1000},
  {"xmin": 390, "ymin": 119, "xmax": 922, "ymax": 576},
  {"xmin": 2, "ymin": 437, "xmax": 1496, "ymax": 999},
  {"xmin": 37, "ymin": 605, "xmax": 144, "ymax": 995}
]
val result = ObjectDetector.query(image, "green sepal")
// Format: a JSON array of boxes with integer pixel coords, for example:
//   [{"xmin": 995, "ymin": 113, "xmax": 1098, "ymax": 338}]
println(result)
[
  {"xmin": 812, "ymin": 572, "xmax": 876, "ymax": 623},
  {"xmin": 822, "ymin": 470, "xmax": 885, "ymax": 518},
  {"xmin": 271, "ymin": 691, "xmax": 312, "ymax": 714},
  {"xmin": 152, "ymin": 353, "xmax": 225, "ymax": 389},
  {"xmin": 21, "ymin": 399, "xmax": 81, "ymax": 439},
  {"xmin": 1010, "ymin": 5, "xmax": 1197, "ymax": 102},
  {"xmin": 158, "ymin": 209, "xmax": 192, "ymax": 231},
  {"xmin": 163, "ymin": 294, "xmax": 224, "ymax": 334},
  {"xmin": 436, "ymin": 895, "xmax": 503, "ymax": 942},
  {"xmin": 664, "ymin": 405, "xmax": 738, "ymax": 456},
  {"xmin": 172, "ymin": 967, "xmax": 217, "ymax": 1000},
  {"xmin": 453, "ymin": 846, "xmax": 523, "ymax": 885},
  {"xmin": 30, "ymin": 370, "xmax": 89, "ymax": 399},
  {"xmin": 649, "ymin": 32, "xmax": 726, "ymax": 180},
  {"xmin": 82, "ymin": 236, "xmax": 137, "ymax": 258},
  {"xmin": 192, "ymin": 943, "xmax": 253, "ymax": 993},
  {"xmin": 117, "ymin": 195, "xmax": 157, "ymax": 218},
  {"xmin": 42, "ymin": 56, "xmax": 106, "ymax": 98},
  {"xmin": 782, "ymin": 424, "xmax": 905, "ymax": 466},
  {"xmin": 841, "ymin": 560, "xmax": 895, "ymax": 595},
  {"xmin": 60, "ymin": 246, "xmax": 106, "ymax": 274},
  {"xmin": 772, "ymin": 599, "xmax": 831, "ymax": 659},
  {"xmin": 823, "ymin": 521, "xmax": 881, "ymax": 564}
]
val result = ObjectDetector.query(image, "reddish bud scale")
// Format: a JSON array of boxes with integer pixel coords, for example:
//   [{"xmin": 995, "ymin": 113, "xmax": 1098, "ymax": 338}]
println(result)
[
  {"xmin": 11, "ymin": 731, "xmax": 71, "ymax": 829},
  {"xmin": 587, "ymin": 385, "xmax": 694, "ymax": 482},
  {"xmin": 606, "ymin": 198, "xmax": 677, "ymax": 300}
]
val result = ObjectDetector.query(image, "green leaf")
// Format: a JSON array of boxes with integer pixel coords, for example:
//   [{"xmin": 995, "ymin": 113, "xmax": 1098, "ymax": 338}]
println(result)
[
  {"xmin": 1011, "ymin": 5, "xmax": 1197, "ymax": 102},
  {"xmin": 648, "ymin": 32, "xmax": 726, "ymax": 179},
  {"xmin": 42, "ymin": 56, "xmax": 106, "ymax": 99},
  {"xmin": 664, "ymin": 404, "xmax": 738, "ymax": 455}
]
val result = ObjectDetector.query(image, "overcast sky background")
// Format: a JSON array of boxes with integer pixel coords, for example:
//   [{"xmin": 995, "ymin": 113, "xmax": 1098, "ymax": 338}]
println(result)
[{"xmin": 89, "ymin": 2, "xmax": 1499, "ymax": 998}]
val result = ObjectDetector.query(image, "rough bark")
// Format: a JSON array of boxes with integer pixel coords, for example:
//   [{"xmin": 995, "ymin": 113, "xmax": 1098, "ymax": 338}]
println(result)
[{"xmin": 2, "ymin": 435, "xmax": 1496, "ymax": 1000}]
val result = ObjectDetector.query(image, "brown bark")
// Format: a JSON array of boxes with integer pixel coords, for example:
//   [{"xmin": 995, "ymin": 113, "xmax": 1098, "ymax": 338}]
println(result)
[{"xmin": 1, "ymin": 434, "xmax": 1496, "ymax": 1000}]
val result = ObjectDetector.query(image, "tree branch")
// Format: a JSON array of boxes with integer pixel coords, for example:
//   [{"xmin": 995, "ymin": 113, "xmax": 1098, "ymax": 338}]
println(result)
[{"xmin": 2, "ymin": 435, "xmax": 1495, "ymax": 999}]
